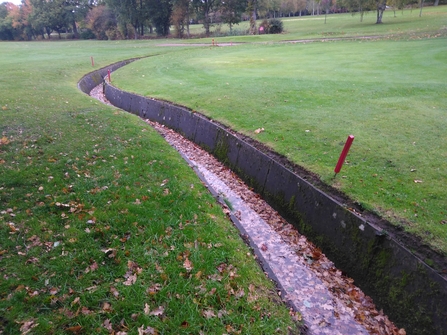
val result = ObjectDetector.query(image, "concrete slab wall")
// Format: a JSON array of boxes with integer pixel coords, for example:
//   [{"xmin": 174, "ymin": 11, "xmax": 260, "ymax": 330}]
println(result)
[{"xmin": 79, "ymin": 64, "xmax": 447, "ymax": 335}]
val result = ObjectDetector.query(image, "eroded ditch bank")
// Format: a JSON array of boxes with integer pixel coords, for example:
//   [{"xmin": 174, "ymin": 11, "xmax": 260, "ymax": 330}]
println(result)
[{"xmin": 79, "ymin": 61, "xmax": 447, "ymax": 335}]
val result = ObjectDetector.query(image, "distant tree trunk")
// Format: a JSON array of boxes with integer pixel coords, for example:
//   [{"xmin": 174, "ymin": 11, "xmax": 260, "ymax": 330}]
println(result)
[
  {"xmin": 71, "ymin": 20, "xmax": 78, "ymax": 39},
  {"xmin": 376, "ymin": 0, "xmax": 386, "ymax": 23},
  {"xmin": 419, "ymin": 0, "xmax": 424, "ymax": 16},
  {"xmin": 434, "ymin": 0, "xmax": 439, "ymax": 5},
  {"xmin": 133, "ymin": 24, "xmax": 138, "ymax": 39},
  {"xmin": 186, "ymin": 12, "xmax": 190, "ymax": 37},
  {"xmin": 247, "ymin": 0, "xmax": 257, "ymax": 34}
]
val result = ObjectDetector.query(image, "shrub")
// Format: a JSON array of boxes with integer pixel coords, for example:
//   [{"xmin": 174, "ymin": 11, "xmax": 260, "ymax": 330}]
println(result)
[
  {"xmin": 80, "ymin": 29, "xmax": 96, "ymax": 40},
  {"xmin": 268, "ymin": 18, "xmax": 283, "ymax": 34},
  {"xmin": 259, "ymin": 19, "xmax": 270, "ymax": 34}
]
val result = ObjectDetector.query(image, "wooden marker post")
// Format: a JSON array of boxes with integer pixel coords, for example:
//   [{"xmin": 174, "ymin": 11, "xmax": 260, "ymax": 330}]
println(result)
[{"xmin": 334, "ymin": 135, "xmax": 354, "ymax": 175}]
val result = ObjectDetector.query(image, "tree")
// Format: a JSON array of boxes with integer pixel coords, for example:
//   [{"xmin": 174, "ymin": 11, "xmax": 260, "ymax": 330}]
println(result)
[
  {"xmin": 148, "ymin": 0, "xmax": 172, "ymax": 36},
  {"xmin": 338, "ymin": 0, "xmax": 372, "ymax": 22},
  {"xmin": 62, "ymin": 0, "xmax": 91, "ymax": 38},
  {"xmin": 193, "ymin": 0, "xmax": 219, "ymax": 35},
  {"xmin": 0, "ymin": 2, "xmax": 14, "ymax": 40},
  {"xmin": 220, "ymin": 0, "xmax": 245, "ymax": 31},
  {"xmin": 320, "ymin": 0, "xmax": 331, "ymax": 23},
  {"xmin": 86, "ymin": 4, "xmax": 120, "ymax": 39},
  {"xmin": 246, "ymin": 0, "xmax": 256, "ymax": 34},
  {"xmin": 375, "ymin": 0, "xmax": 386, "ymax": 23},
  {"xmin": 171, "ymin": 0, "xmax": 191, "ymax": 37},
  {"xmin": 106, "ymin": 0, "xmax": 149, "ymax": 39}
]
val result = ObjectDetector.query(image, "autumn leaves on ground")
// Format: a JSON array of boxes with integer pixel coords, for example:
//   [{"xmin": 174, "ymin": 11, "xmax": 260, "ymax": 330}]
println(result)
[{"xmin": 0, "ymin": 44, "xmax": 301, "ymax": 334}]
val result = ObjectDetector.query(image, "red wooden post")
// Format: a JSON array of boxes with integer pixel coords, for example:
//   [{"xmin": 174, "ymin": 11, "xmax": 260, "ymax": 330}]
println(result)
[
  {"xmin": 334, "ymin": 135, "xmax": 354, "ymax": 174},
  {"xmin": 91, "ymin": 56, "xmax": 94, "ymax": 67},
  {"xmin": 212, "ymin": 39, "xmax": 215, "ymax": 46},
  {"xmin": 107, "ymin": 69, "xmax": 111, "ymax": 82}
]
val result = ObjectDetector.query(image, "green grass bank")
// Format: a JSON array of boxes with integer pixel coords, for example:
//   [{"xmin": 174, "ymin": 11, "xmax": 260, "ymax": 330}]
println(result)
[
  {"xmin": 112, "ymin": 11, "xmax": 447, "ymax": 255},
  {"xmin": 0, "ymin": 41, "xmax": 301, "ymax": 334}
]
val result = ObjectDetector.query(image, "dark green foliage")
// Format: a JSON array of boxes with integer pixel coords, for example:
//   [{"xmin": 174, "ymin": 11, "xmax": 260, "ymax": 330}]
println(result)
[
  {"xmin": 268, "ymin": 18, "xmax": 283, "ymax": 34},
  {"xmin": 148, "ymin": 0, "xmax": 172, "ymax": 36},
  {"xmin": 79, "ymin": 28, "xmax": 95, "ymax": 39},
  {"xmin": 220, "ymin": 0, "xmax": 246, "ymax": 32}
]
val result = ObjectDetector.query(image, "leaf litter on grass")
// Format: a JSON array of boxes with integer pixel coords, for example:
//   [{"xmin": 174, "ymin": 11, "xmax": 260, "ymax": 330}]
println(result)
[{"xmin": 0, "ymin": 110, "xmax": 300, "ymax": 334}]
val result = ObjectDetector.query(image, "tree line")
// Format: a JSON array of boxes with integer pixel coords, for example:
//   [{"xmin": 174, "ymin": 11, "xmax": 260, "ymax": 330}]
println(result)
[{"xmin": 0, "ymin": 0, "xmax": 442, "ymax": 40}]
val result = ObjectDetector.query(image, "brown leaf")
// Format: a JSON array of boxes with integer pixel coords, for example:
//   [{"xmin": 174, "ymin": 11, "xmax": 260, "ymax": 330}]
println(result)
[
  {"xmin": 81, "ymin": 306, "xmax": 93, "ymax": 315},
  {"xmin": 71, "ymin": 297, "xmax": 81, "ymax": 306},
  {"xmin": 144, "ymin": 303, "xmax": 151, "ymax": 315},
  {"xmin": 110, "ymin": 286, "xmax": 120, "ymax": 298},
  {"xmin": 102, "ymin": 319, "xmax": 113, "ymax": 332},
  {"xmin": 123, "ymin": 273, "xmax": 137, "ymax": 286},
  {"xmin": 102, "ymin": 302, "xmax": 113, "ymax": 312},
  {"xmin": 202, "ymin": 309, "xmax": 216, "ymax": 319},
  {"xmin": 147, "ymin": 283, "xmax": 162, "ymax": 295},
  {"xmin": 149, "ymin": 306, "xmax": 165, "ymax": 316},
  {"xmin": 20, "ymin": 319, "xmax": 38, "ymax": 333},
  {"xmin": 49, "ymin": 287, "xmax": 59, "ymax": 295},
  {"xmin": 138, "ymin": 325, "xmax": 158, "ymax": 335},
  {"xmin": 66, "ymin": 325, "xmax": 83, "ymax": 333},
  {"xmin": 0, "ymin": 136, "xmax": 10, "ymax": 146},
  {"xmin": 183, "ymin": 257, "xmax": 193, "ymax": 272}
]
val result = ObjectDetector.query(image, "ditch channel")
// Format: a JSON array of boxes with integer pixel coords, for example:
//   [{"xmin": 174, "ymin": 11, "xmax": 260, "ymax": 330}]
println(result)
[{"xmin": 78, "ymin": 59, "xmax": 447, "ymax": 335}]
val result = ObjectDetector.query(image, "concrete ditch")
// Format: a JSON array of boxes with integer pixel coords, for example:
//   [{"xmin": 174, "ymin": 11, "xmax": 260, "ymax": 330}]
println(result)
[{"xmin": 79, "ymin": 61, "xmax": 447, "ymax": 335}]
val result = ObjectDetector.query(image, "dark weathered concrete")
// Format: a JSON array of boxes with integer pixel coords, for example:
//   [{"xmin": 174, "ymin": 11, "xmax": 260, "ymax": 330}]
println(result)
[{"xmin": 79, "ymin": 63, "xmax": 447, "ymax": 335}]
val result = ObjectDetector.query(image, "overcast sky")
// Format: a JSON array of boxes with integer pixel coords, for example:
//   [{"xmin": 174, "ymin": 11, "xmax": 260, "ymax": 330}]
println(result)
[{"xmin": 6, "ymin": 0, "xmax": 23, "ymax": 6}]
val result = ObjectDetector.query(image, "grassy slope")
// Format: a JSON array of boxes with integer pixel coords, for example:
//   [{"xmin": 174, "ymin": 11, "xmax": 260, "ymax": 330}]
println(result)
[
  {"xmin": 0, "ymin": 41, "xmax": 299, "ymax": 334},
  {"xmin": 174, "ymin": 6, "xmax": 447, "ymax": 43},
  {"xmin": 111, "ymin": 7, "xmax": 447, "ymax": 253}
]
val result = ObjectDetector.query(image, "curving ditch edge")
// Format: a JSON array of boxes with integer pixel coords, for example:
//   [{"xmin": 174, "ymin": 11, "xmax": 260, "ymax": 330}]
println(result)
[{"xmin": 79, "ymin": 61, "xmax": 447, "ymax": 335}]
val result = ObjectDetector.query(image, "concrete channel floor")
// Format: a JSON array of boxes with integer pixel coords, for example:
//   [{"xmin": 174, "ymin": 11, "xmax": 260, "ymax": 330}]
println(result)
[{"xmin": 90, "ymin": 84, "xmax": 406, "ymax": 335}]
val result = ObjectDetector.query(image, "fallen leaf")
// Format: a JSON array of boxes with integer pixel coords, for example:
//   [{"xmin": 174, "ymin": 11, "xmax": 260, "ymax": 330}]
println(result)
[
  {"xmin": 81, "ymin": 306, "xmax": 93, "ymax": 315},
  {"xmin": 147, "ymin": 283, "xmax": 162, "ymax": 295},
  {"xmin": 202, "ymin": 309, "xmax": 216, "ymax": 319},
  {"xmin": 183, "ymin": 257, "xmax": 193, "ymax": 271},
  {"xmin": 144, "ymin": 303, "xmax": 151, "ymax": 315},
  {"xmin": 138, "ymin": 325, "xmax": 158, "ymax": 335},
  {"xmin": 123, "ymin": 273, "xmax": 137, "ymax": 286},
  {"xmin": 102, "ymin": 319, "xmax": 113, "ymax": 332},
  {"xmin": 71, "ymin": 297, "xmax": 80, "ymax": 306},
  {"xmin": 254, "ymin": 128, "xmax": 265, "ymax": 134},
  {"xmin": 0, "ymin": 136, "xmax": 10, "ymax": 145},
  {"xmin": 66, "ymin": 325, "xmax": 83, "ymax": 333},
  {"xmin": 149, "ymin": 306, "xmax": 165, "ymax": 316},
  {"xmin": 110, "ymin": 286, "xmax": 120, "ymax": 297},
  {"xmin": 414, "ymin": 180, "xmax": 423, "ymax": 183},
  {"xmin": 20, "ymin": 319, "xmax": 38, "ymax": 333}
]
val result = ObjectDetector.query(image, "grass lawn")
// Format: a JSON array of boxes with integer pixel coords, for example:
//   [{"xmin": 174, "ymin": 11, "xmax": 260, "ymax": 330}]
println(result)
[
  {"xmin": 0, "ymin": 41, "xmax": 300, "ymax": 334},
  {"xmin": 111, "ymin": 7, "xmax": 447, "ymax": 254},
  {"xmin": 175, "ymin": 5, "xmax": 447, "ymax": 43}
]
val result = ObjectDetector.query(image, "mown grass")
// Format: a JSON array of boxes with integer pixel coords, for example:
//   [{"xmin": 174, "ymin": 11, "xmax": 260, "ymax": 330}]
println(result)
[
  {"xmin": 177, "ymin": 5, "xmax": 447, "ymax": 43},
  {"xmin": 0, "ymin": 41, "xmax": 301, "ymax": 334},
  {"xmin": 111, "ymin": 8, "xmax": 447, "ymax": 254}
]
